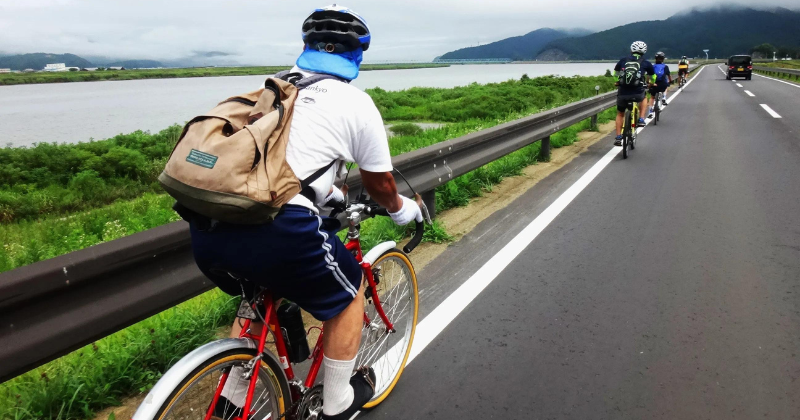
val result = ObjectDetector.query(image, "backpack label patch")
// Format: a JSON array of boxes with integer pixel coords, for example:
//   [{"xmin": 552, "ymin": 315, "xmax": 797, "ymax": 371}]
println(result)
[
  {"xmin": 622, "ymin": 61, "xmax": 642, "ymax": 87},
  {"xmin": 186, "ymin": 149, "xmax": 218, "ymax": 169}
]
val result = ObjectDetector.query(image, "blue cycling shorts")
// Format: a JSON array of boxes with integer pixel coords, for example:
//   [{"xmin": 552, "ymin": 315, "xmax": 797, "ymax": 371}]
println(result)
[{"xmin": 189, "ymin": 205, "xmax": 363, "ymax": 321}]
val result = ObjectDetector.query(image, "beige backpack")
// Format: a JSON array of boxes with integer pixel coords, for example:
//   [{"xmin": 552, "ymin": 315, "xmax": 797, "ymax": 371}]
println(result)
[{"xmin": 159, "ymin": 72, "xmax": 340, "ymax": 224}]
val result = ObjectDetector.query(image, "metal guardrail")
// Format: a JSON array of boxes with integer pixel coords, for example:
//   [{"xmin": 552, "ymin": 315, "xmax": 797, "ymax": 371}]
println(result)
[
  {"xmin": 0, "ymin": 65, "xmax": 705, "ymax": 382},
  {"xmin": 0, "ymin": 94, "xmax": 611, "ymax": 382},
  {"xmin": 752, "ymin": 66, "xmax": 800, "ymax": 78}
]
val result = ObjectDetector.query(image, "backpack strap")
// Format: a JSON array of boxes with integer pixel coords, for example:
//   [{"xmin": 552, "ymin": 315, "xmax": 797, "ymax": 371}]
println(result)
[
  {"xmin": 299, "ymin": 161, "xmax": 338, "ymax": 203},
  {"xmin": 269, "ymin": 70, "xmax": 346, "ymax": 204},
  {"xmin": 270, "ymin": 71, "xmax": 348, "ymax": 89}
]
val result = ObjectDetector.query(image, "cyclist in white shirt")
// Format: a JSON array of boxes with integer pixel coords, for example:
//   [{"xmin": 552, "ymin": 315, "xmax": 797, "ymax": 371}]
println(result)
[{"xmin": 189, "ymin": 5, "xmax": 422, "ymax": 420}]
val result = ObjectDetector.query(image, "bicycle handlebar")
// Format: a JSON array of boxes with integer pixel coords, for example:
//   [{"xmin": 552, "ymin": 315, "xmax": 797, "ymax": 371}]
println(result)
[
  {"xmin": 403, "ymin": 218, "xmax": 425, "ymax": 253},
  {"xmin": 339, "ymin": 193, "xmax": 431, "ymax": 254}
]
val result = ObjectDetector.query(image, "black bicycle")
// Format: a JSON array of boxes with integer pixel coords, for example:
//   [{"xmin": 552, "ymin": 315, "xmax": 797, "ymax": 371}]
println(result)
[
  {"xmin": 653, "ymin": 91, "xmax": 663, "ymax": 126},
  {"xmin": 621, "ymin": 100, "xmax": 639, "ymax": 159}
]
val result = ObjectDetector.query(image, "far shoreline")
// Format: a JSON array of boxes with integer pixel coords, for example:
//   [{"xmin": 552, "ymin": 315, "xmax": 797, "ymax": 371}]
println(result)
[{"xmin": 0, "ymin": 63, "xmax": 451, "ymax": 86}]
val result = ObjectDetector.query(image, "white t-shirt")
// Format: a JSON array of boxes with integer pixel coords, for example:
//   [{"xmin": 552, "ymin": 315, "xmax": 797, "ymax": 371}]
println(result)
[{"xmin": 273, "ymin": 67, "xmax": 392, "ymax": 211}]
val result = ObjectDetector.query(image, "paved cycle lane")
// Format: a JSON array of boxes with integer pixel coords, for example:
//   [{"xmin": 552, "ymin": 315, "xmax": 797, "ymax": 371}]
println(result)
[{"xmin": 360, "ymin": 66, "xmax": 800, "ymax": 419}]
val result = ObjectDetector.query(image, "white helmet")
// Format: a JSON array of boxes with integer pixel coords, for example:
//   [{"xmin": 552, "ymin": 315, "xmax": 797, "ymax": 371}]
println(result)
[{"xmin": 631, "ymin": 41, "xmax": 647, "ymax": 55}]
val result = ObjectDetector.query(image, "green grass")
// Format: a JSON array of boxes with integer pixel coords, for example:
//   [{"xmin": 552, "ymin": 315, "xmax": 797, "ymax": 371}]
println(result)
[
  {"xmin": 1, "ymin": 126, "xmax": 182, "ymax": 223},
  {"xmin": 759, "ymin": 61, "xmax": 800, "ymax": 70},
  {"xmin": 388, "ymin": 122, "xmax": 423, "ymax": 137},
  {"xmin": 0, "ymin": 64, "xmax": 449, "ymax": 86},
  {"xmin": 369, "ymin": 74, "xmax": 616, "ymax": 122},
  {"xmin": 1, "ymin": 75, "xmax": 614, "ymax": 225},
  {"xmin": 753, "ymin": 66, "xmax": 800, "ymax": 83},
  {"xmin": 0, "ymin": 75, "xmax": 617, "ymax": 420},
  {"xmin": 0, "ymin": 194, "xmax": 179, "ymax": 272}
]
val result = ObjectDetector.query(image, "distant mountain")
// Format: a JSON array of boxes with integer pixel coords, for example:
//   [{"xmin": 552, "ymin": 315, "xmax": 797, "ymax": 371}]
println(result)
[
  {"xmin": 439, "ymin": 28, "xmax": 592, "ymax": 61},
  {"xmin": 537, "ymin": 6, "xmax": 800, "ymax": 60},
  {"xmin": 105, "ymin": 59, "xmax": 164, "ymax": 68},
  {"xmin": 0, "ymin": 53, "xmax": 92, "ymax": 70}
]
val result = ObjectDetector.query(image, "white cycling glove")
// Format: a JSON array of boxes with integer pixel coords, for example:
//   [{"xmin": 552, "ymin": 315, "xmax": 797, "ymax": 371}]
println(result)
[
  {"xmin": 389, "ymin": 196, "xmax": 423, "ymax": 226},
  {"xmin": 322, "ymin": 187, "xmax": 345, "ymax": 207}
]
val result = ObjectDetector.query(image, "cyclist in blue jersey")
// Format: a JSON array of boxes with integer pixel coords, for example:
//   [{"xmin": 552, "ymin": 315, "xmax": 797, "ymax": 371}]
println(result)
[
  {"xmin": 613, "ymin": 41, "xmax": 655, "ymax": 146},
  {"xmin": 647, "ymin": 51, "xmax": 673, "ymax": 118}
]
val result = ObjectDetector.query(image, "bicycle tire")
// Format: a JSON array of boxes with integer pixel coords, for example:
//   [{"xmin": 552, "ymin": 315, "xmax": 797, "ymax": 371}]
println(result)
[
  {"xmin": 358, "ymin": 249, "xmax": 419, "ymax": 408},
  {"xmin": 150, "ymin": 348, "xmax": 290, "ymax": 420},
  {"xmin": 622, "ymin": 108, "xmax": 631, "ymax": 159},
  {"xmin": 655, "ymin": 94, "xmax": 661, "ymax": 125},
  {"xmin": 630, "ymin": 107, "xmax": 637, "ymax": 150}
]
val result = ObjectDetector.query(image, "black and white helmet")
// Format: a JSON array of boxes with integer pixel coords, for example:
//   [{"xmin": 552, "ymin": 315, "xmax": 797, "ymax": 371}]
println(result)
[
  {"xmin": 655, "ymin": 51, "xmax": 666, "ymax": 58},
  {"xmin": 302, "ymin": 4, "xmax": 371, "ymax": 52},
  {"xmin": 631, "ymin": 41, "xmax": 647, "ymax": 55}
]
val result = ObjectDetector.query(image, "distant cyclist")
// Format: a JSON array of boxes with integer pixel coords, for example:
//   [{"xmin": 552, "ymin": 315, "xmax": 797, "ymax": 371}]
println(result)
[
  {"xmin": 647, "ymin": 52, "xmax": 673, "ymax": 118},
  {"xmin": 678, "ymin": 56, "xmax": 690, "ymax": 84},
  {"xmin": 613, "ymin": 41, "xmax": 655, "ymax": 146}
]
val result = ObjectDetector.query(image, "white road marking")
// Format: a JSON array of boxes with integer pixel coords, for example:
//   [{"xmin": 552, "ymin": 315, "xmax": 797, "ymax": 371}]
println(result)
[
  {"xmin": 760, "ymin": 104, "xmax": 782, "ymax": 118},
  {"xmin": 385, "ymin": 65, "xmax": 708, "ymax": 369},
  {"xmin": 744, "ymin": 90, "xmax": 755, "ymax": 97},
  {"xmin": 405, "ymin": 145, "xmax": 621, "ymax": 365},
  {"xmin": 357, "ymin": 68, "xmax": 711, "ymax": 420},
  {"xmin": 640, "ymin": 65, "xmax": 705, "ymax": 125},
  {"xmin": 754, "ymin": 72, "xmax": 800, "ymax": 89},
  {"xmin": 736, "ymin": 83, "xmax": 743, "ymax": 87}
]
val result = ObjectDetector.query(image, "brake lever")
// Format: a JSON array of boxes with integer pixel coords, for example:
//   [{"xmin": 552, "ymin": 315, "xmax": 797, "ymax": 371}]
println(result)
[{"xmin": 414, "ymin": 193, "xmax": 433, "ymax": 225}]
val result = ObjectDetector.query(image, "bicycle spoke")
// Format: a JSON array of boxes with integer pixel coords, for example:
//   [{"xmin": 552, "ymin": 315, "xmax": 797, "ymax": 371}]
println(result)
[
  {"xmin": 158, "ymin": 358, "xmax": 281, "ymax": 420},
  {"xmin": 356, "ymin": 253, "xmax": 416, "ymax": 401}
]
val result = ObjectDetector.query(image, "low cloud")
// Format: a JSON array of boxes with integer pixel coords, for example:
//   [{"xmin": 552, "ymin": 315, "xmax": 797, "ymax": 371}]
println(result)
[
  {"xmin": 191, "ymin": 50, "xmax": 236, "ymax": 58},
  {"xmin": 0, "ymin": 0, "xmax": 797, "ymax": 64}
]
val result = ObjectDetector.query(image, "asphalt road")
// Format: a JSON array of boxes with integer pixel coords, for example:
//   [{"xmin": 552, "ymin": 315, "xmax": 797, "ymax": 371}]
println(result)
[{"xmin": 361, "ymin": 66, "xmax": 800, "ymax": 419}]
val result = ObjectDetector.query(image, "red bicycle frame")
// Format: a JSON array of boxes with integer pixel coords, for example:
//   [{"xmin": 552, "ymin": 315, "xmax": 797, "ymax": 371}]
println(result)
[{"xmin": 204, "ymin": 235, "xmax": 394, "ymax": 420}]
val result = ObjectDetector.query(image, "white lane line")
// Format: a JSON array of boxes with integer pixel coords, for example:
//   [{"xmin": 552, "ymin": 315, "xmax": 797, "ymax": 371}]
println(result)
[
  {"xmin": 760, "ymin": 104, "xmax": 782, "ymax": 118},
  {"xmin": 405, "ymin": 145, "xmax": 621, "ymax": 364},
  {"xmin": 394, "ymin": 64, "xmax": 708, "ymax": 367},
  {"xmin": 744, "ymin": 90, "xmax": 755, "ymax": 97},
  {"xmin": 754, "ymin": 72, "xmax": 800, "ymax": 89},
  {"xmin": 640, "ymin": 65, "xmax": 705, "ymax": 125},
  {"xmin": 736, "ymin": 83, "xmax": 743, "ymax": 88}
]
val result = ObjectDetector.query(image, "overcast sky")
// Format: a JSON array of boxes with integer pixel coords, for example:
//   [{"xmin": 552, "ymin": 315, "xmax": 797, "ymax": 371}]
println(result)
[{"xmin": 0, "ymin": 0, "xmax": 796, "ymax": 65}]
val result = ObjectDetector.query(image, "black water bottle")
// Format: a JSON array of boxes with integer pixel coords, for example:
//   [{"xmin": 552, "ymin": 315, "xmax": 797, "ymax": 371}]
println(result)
[{"xmin": 277, "ymin": 302, "xmax": 311, "ymax": 363}]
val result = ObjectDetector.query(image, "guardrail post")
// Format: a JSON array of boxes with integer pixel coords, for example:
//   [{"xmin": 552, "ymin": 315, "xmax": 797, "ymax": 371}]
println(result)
[
  {"xmin": 590, "ymin": 114, "xmax": 598, "ymax": 131},
  {"xmin": 539, "ymin": 136, "xmax": 551, "ymax": 162},
  {"xmin": 421, "ymin": 190, "xmax": 436, "ymax": 219}
]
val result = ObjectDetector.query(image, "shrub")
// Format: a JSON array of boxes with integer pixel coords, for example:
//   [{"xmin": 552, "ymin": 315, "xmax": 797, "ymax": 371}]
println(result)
[{"xmin": 389, "ymin": 123, "xmax": 423, "ymax": 137}]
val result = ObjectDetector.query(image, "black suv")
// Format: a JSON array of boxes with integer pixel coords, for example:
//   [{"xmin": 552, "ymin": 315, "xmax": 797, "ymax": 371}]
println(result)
[{"xmin": 727, "ymin": 55, "xmax": 752, "ymax": 80}]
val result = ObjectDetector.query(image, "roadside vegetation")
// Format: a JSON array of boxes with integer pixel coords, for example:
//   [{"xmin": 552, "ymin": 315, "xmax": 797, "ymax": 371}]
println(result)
[
  {"xmin": 0, "ymin": 74, "xmax": 616, "ymax": 420},
  {"xmin": 0, "ymin": 64, "xmax": 449, "ymax": 86},
  {"xmin": 753, "ymin": 61, "xmax": 800, "ymax": 83},
  {"xmin": 760, "ymin": 61, "xmax": 800, "ymax": 70}
]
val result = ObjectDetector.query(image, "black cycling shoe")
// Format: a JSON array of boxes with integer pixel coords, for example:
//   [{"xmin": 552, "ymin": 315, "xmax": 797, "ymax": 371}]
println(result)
[
  {"xmin": 613, "ymin": 135, "xmax": 623, "ymax": 146},
  {"xmin": 321, "ymin": 367, "xmax": 376, "ymax": 420},
  {"xmin": 209, "ymin": 395, "xmax": 242, "ymax": 420}
]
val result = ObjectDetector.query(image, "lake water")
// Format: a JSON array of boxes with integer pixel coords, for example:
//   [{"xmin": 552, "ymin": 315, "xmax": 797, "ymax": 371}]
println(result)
[{"xmin": 1, "ymin": 63, "xmax": 614, "ymax": 147}]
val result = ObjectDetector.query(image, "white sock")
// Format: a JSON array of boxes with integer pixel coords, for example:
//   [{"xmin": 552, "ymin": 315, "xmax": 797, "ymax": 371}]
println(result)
[
  {"xmin": 220, "ymin": 366, "xmax": 248, "ymax": 408},
  {"xmin": 322, "ymin": 355, "xmax": 356, "ymax": 416}
]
